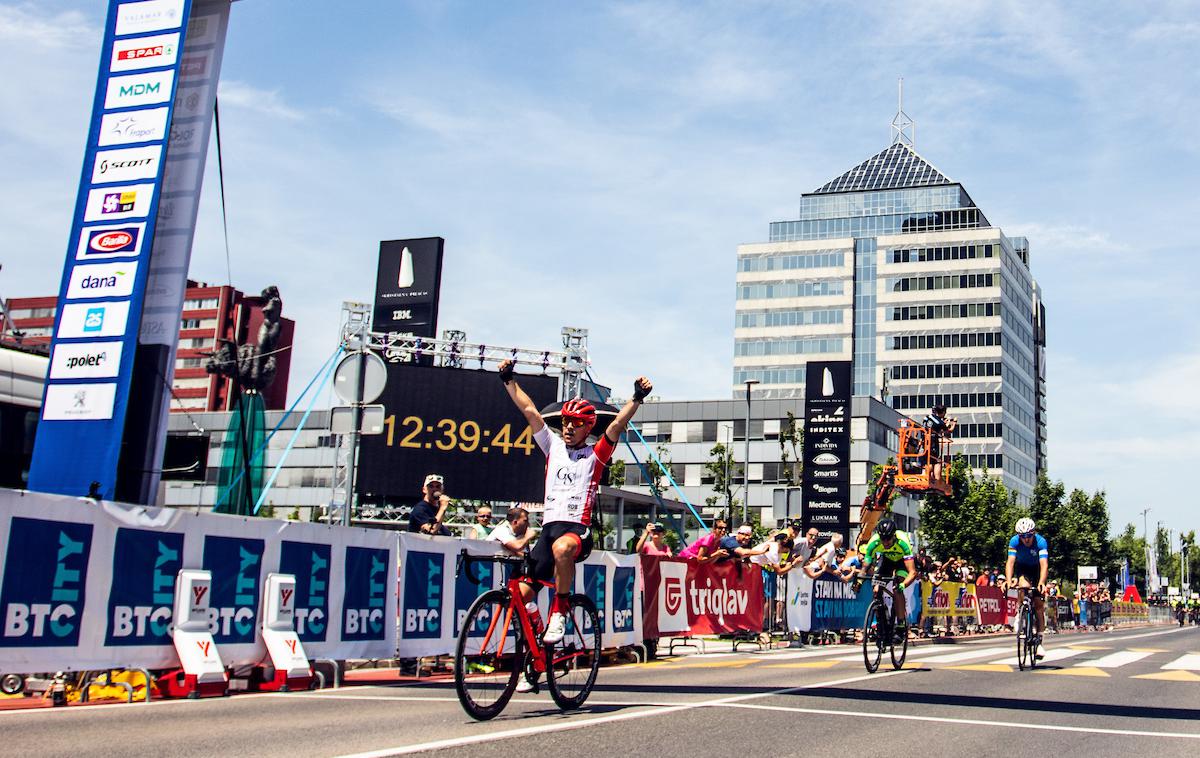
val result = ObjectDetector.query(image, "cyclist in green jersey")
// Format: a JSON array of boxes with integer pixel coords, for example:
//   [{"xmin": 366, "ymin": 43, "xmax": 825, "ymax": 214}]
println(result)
[{"xmin": 859, "ymin": 518, "xmax": 918, "ymax": 634}]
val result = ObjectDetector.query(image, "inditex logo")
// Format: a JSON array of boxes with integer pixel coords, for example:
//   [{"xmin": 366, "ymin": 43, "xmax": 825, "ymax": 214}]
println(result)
[
  {"xmin": 91, "ymin": 145, "xmax": 162, "ymax": 184},
  {"xmin": 98, "ymin": 108, "xmax": 169, "ymax": 146},
  {"xmin": 84, "ymin": 183, "xmax": 154, "ymax": 222},
  {"xmin": 42, "ymin": 383, "xmax": 118, "ymax": 421},
  {"xmin": 110, "ymin": 32, "xmax": 179, "ymax": 72},
  {"xmin": 57, "ymin": 301, "xmax": 130, "ymax": 339},
  {"xmin": 66, "ymin": 262, "xmax": 138, "ymax": 300},
  {"xmin": 104, "ymin": 70, "xmax": 174, "ymax": 109},
  {"xmin": 114, "ymin": 0, "xmax": 185, "ymax": 36},
  {"xmin": 50, "ymin": 342, "xmax": 123, "ymax": 380},
  {"xmin": 77, "ymin": 223, "xmax": 145, "ymax": 261}
]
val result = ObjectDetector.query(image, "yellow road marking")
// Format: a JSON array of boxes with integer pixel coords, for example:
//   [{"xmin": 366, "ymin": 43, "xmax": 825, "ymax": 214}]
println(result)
[
  {"xmin": 765, "ymin": 661, "xmax": 841, "ymax": 669},
  {"xmin": 947, "ymin": 664, "xmax": 1013, "ymax": 673},
  {"xmin": 1037, "ymin": 666, "xmax": 1109, "ymax": 678},
  {"xmin": 1128, "ymin": 648, "xmax": 1167, "ymax": 653},
  {"xmin": 683, "ymin": 659, "xmax": 758, "ymax": 668},
  {"xmin": 1133, "ymin": 671, "xmax": 1200, "ymax": 682},
  {"xmin": 1066, "ymin": 646, "xmax": 1110, "ymax": 651}
]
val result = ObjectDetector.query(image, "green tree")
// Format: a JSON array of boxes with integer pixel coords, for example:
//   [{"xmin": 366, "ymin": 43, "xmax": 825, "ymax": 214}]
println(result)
[
  {"xmin": 645, "ymin": 444, "xmax": 673, "ymax": 499},
  {"xmin": 918, "ymin": 459, "xmax": 1026, "ymax": 567},
  {"xmin": 1111, "ymin": 523, "xmax": 1148, "ymax": 591},
  {"xmin": 608, "ymin": 458, "xmax": 626, "ymax": 488},
  {"xmin": 779, "ymin": 412, "xmax": 803, "ymax": 486},
  {"xmin": 704, "ymin": 442, "xmax": 739, "ymax": 515}
]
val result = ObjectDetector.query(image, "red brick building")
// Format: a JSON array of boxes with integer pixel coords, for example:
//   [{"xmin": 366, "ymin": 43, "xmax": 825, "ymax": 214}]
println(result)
[{"xmin": 3, "ymin": 281, "xmax": 294, "ymax": 412}]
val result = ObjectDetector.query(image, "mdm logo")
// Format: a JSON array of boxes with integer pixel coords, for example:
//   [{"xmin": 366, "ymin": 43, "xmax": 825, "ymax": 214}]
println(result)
[
  {"xmin": 400, "ymin": 550, "xmax": 442, "ymax": 640},
  {"xmin": 201, "ymin": 535, "xmax": 264, "ymax": 644},
  {"xmin": 582, "ymin": 565, "xmax": 606, "ymax": 635},
  {"xmin": 454, "ymin": 558, "xmax": 493, "ymax": 637},
  {"xmin": 104, "ymin": 528, "xmax": 183, "ymax": 646},
  {"xmin": 345, "ymin": 546, "xmax": 390, "ymax": 641},
  {"xmin": 612, "ymin": 566, "xmax": 635, "ymax": 633},
  {"xmin": 0, "ymin": 517, "xmax": 93, "ymax": 647},
  {"xmin": 279, "ymin": 540, "xmax": 331, "ymax": 642}
]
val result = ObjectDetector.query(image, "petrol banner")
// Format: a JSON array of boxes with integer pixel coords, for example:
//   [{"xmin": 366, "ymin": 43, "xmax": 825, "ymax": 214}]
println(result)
[
  {"xmin": 0, "ymin": 488, "xmax": 396, "ymax": 673},
  {"xmin": 974, "ymin": 585, "xmax": 1007, "ymax": 626},
  {"xmin": 398, "ymin": 533, "xmax": 641, "ymax": 658},
  {"xmin": 640, "ymin": 556, "xmax": 764, "ymax": 638}
]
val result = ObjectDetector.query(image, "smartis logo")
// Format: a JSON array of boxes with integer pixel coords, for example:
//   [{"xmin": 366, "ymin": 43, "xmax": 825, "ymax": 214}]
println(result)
[{"xmin": 0, "ymin": 518, "xmax": 93, "ymax": 647}]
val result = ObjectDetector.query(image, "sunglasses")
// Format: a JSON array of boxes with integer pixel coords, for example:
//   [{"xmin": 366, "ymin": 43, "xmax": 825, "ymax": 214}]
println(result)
[
  {"xmin": 714, "ymin": 524, "xmax": 728, "ymax": 531},
  {"xmin": 562, "ymin": 417, "xmax": 593, "ymax": 428}
]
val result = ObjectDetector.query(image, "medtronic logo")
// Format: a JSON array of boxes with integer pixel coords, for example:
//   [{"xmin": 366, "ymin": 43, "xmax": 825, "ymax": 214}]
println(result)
[
  {"xmin": 400, "ymin": 550, "xmax": 439, "ymax": 639},
  {"xmin": 279, "ymin": 541, "xmax": 330, "ymax": 642},
  {"xmin": 105, "ymin": 528, "xmax": 183, "ymax": 646},
  {"xmin": 0, "ymin": 517, "xmax": 93, "ymax": 647},
  {"xmin": 201, "ymin": 536, "xmax": 264, "ymax": 644},
  {"xmin": 345, "ymin": 546, "xmax": 389, "ymax": 641},
  {"xmin": 813, "ymin": 453, "xmax": 841, "ymax": 466}
]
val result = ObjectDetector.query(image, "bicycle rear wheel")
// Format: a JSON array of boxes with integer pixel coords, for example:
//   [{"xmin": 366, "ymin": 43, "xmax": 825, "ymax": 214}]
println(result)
[
  {"xmin": 545, "ymin": 594, "xmax": 601, "ymax": 711},
  {"xmin": 455, "ymin": 589, "xmax": 524, "ymax": 721},
  {"xmin": 890, "ymin": 611, "xmax": 908, "ymax": 670},
  {"xmin": 862, "ymin": 601, "xmax": 885, "ymax": 673}
]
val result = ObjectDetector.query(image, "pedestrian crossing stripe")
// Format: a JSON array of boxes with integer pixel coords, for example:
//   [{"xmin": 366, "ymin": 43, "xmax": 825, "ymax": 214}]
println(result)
[
  {"xmin": 1084, "ymin": 651, "xmax": 1153, "ymax": 668},
  {"xmin": 1132, "ymin": 670, "xmax": 1200, "ymax": 682},
  {"xmin": 1037, "ymin": 667, "xmax": 1109, "ymax": 678},
  {"xmin": 946, "ymin": 664, "xmax": 1012, "ymax": 673},
  {"xmin": 1066, "ymin": 645, "xmax": 1110, "ymax": 651},
  {"xmin": 1128, "ymin": 648, "xmax": 1168, "ymax": 653},
  {"xmin": 765, "ymin": 661, "xmax": 840, "ymax": 669},
  {"xmin": 1162, "ymin": 653, "xmax": 1200, "ymax": 670}
]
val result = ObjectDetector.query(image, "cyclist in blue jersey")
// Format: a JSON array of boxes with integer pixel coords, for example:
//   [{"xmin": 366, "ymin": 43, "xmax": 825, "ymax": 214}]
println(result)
[{"xmin": 1004, "ymin": 517, "xmax": 1049, "ymax": 660}]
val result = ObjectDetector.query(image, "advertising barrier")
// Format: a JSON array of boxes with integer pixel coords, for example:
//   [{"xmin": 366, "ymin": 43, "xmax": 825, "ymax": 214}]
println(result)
[
  {"xmin": 975, "ymin": 585, "xmax": 1007, "ymax": 626},
  {"xmin": 0, "ymin": 488, "xmax": 396, "ymax": 673},
  {"xmin": 641, "ymin": 556, "xmax": 764, "ymax": 638},
  {"xmin": 398, "ymin": 534, "xmax": 641, "ymax": 658},
  {"xmin": 921, "ymin": 580, "xmax": 977, "ymax": 619},
  {"xmin": 786, "ymin": 573, "xmax": 920, "ymax": 633}
]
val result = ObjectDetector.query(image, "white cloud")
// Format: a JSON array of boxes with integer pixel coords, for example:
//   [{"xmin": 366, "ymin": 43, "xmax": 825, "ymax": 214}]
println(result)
[
  {"xmin": 0, "ymin": 4, "xmax": 93, "ymax": 49},
  {"xmin": 1007, "ymin": 222, "xmax": 1131, "ymax": 257},
  {"xmin": 217, "ymin": 80, "xmax": 304, "ymax": 122}
]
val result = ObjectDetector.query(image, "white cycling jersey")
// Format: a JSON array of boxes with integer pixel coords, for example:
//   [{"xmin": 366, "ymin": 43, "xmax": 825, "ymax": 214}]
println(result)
[{"xmin": 534, "ymin": 426, "xmax": 615, "ymax": 527}]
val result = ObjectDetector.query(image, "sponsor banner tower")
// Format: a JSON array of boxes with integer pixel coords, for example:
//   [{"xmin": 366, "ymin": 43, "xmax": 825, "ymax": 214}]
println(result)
[{"xmin": 801, "ymin": 361, "xmax": 852, "ymax": 543}]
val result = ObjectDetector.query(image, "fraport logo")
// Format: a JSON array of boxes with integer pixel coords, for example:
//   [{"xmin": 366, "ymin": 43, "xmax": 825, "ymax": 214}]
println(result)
[
  {"xmin": 346, "ymin": 546, "xmax": 389, "ymax": 641},
  {"xmin": 583, "ymin": 564, "xmax": 606, "ymax": 634},
  {"xmin": 202, "ymin": 535, "xmax": 264, "ymax": 644},
  {"xmin": 279, "ymin": 540, "xmax": 330, "ymax": 642},
  {"xmin": 401, "ymin": 550, "xmax": 441, "ymax": 640},
  {"xmin": 612, "ymin": 566, "xmax": 635, "ymax": 633},
  {"xmin": 83, "ymin": 307, "xmax": 106, "ymax": 333},
  {"xmin": 104, "ymin": 528, "xmax": 183, "ymax": 646},
  {"xmin": 0, "ymin": 517, "xmax": 93, "ymax": 647}
]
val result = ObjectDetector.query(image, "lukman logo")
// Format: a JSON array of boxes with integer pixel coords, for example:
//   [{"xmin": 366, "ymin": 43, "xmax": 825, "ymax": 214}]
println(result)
[
  {"xmin": 0, "ymin": 517, "xmax": 93, "ymax": 647},
  {"xmin": 105, "ymin": 528, "xmax": 183, "ymax": 646}
]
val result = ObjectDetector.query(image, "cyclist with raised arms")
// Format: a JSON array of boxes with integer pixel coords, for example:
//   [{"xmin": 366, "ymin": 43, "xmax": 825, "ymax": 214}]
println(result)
[
  {"xmin": 498, "ymin": 359, "xmax": 652, "ymax": 647},
  {"xmin": 1005, "ymin": 517, "xmax": 1048, "ymax": 660},
  {"xmin": 859, "ymin": 518, "xmax": 917, "ymax": 637}
]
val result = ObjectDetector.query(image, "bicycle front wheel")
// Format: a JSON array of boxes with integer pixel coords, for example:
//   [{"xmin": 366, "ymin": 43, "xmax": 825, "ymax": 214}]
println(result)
[
  {"xmin": 890, "ymin": 611, "xmax": 908, "ymax": 670},
  {"xmin": 1015, "ymin": 602, "xmax": 1030, "ymax": 671},
  {"xmin": 1023, "ymin": 604, "xmax": 1038, "ymax": 670},
  {"xmin": 862, "ymin": 601, "xmax": 885, "ymax": 673},
  {"xmin": 545, "ymin": 594, "xmax": 601, "ymax": 711},
  {"xmin": 455, "ymin": 589, "xmax": 524, "ymax": 721}
]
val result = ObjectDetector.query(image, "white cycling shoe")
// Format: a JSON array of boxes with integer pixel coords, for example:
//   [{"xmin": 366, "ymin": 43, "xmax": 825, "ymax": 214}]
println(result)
[
  {"xmin": 542, "ymin": 612, "xmax": 567, "ymax": 645},
  {"xmin": 1034, "ymin": 642, "xmax": 1046, "ymax": 660},
  {"xmin": 516, "ymin": 674, "xmax": 539, "ymax": 693}
]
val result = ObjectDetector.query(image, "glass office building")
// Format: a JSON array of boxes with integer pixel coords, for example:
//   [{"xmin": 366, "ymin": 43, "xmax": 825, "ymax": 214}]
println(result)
[{"xmin": 734, "ymin": 141, "xmax": 1047, "ymax": 500}]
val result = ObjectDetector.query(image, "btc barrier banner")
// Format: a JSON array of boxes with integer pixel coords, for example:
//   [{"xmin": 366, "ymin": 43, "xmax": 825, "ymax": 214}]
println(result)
[
  {"xmin": 397, "ymin": 534, "xmax": 641, "ymax": 658},
  {"xmin": 786, "ymin": 573, "xmax": 921, "ymax": 632},
  {"xmin": 0, "ymin": 488, "xmax": 396, "ymax": 673},
  {"xmin": 921, "ymin": 581, "xmax": 977, "ymax": 619},
  {"xmin": 641, "ymin": 556, "xmax": 764, "ymax": 638}
]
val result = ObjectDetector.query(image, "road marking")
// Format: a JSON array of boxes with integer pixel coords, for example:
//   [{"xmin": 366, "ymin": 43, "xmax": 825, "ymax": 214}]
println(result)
[
  {"xmin": 991, "ymin": 647, "xmax": 1083, "ymax": 666},
  {"xmin": 715, "ymin": 702, "xmax": 1200, "ymax": 741},
  {"xmin": 680, "ymin": 659, "xmax": 757, "ymax": 668},
  {"xmin": 1163, "ymin": 654, "xmax": 1200, "ymax": 671},
  {"xmin": 1128, "ymin": 648, "xmax": 1168, "ymax": 653},
  {"xmin": 1037, "ymin": 666, "xmax": 1109, "ymax": 678},
  {"xmin": 910, "ymin": 646, "xmax": 1011, "ymax": 664},
  {"xmin": 1134, "ymin": 670, "xmax": 1200, "ymax": 682},
  {"xmin": 946, "ymin": 664, "xmax": 1012, "ymax": 673},
  {"xmin": 1083, "ymin": 650, "xmax": 1153, "ymax": 668},
  {"xmin": 760, "ymin": 648, "xmax": 847, "ymax": 660},
  {"xmin": 1067, "ymin": 645, "xmax": 1110, "ymax": 651},
  {"xmin": 764, "ymin": 660, "xmax": 841, "ymax": 669},
  {"xmin": 333, "ymin": 669, "xmax": 911, "ymax": 757}
]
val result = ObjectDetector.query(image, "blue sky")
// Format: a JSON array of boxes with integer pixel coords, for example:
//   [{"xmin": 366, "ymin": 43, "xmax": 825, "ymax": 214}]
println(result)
[{"xmin": 1, "ymin": 1, "xmax": 1197, "ymax": 538}]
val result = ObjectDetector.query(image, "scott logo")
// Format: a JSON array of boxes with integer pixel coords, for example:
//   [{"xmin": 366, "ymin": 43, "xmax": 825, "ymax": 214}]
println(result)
[{"xmin": 664, "ymin": 577, "xmax": 683, "ymax": 615}]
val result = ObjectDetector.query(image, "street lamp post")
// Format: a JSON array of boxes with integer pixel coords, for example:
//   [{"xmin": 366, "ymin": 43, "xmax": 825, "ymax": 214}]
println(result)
[
  {"xmin": 1140, "ymin": 507, "xmax": 1151, "ymax": 591},
  {"xmin": 743, "ymin": 379, "xmax": 759, "ymax": 527}
]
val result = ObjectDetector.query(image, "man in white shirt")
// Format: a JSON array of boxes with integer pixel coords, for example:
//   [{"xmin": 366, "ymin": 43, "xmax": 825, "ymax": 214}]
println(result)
[{"xmin": 486, "ymin": 507, "xmax": 536, "ymax": 556}]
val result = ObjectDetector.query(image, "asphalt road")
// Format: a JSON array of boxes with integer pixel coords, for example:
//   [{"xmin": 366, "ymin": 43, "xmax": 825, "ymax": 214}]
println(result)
[{"xmin": 4, "ymin": 625, "xmax": 1198, "ymax": 758}]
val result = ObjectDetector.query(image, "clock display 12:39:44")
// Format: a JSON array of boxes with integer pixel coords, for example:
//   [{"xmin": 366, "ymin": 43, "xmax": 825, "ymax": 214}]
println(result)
[{"xmin": 382, "ymin": 415, "xmax": 537, "ymax": 455}]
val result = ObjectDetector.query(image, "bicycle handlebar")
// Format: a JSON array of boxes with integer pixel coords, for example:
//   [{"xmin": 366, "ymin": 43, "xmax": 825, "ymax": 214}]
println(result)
[{"xmin": 456, "ymin": 548, "xmax": 531, "ymax": 586}]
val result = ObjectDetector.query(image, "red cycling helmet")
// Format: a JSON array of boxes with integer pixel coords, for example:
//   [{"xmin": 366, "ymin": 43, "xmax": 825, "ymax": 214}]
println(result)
[{"xmin": 561, "ymin": 398, "xmax": 596, "ymax": 425}]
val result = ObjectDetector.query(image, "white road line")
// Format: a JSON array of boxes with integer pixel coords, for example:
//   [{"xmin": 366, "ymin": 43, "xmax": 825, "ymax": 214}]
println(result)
[
  {"xmin": 756, "ymin": 648, "xmax": 847, "ymax": 660},
  {"xmin": 333, "ymin": 669, "xmax": 911, "ymax": 758},
  {"xmin": 1163, "ymin": 654, "xmax": 1200, "ymax": 671},
  {"xmin": 715, "ymin": 702, "xmax": 1200, "ymax": 741},
  {"xmin": 991, "ymin": 647, "xmax": 1083, "ymax": 666},
  {"xmin": 1098, "ymin": 627, "xmax": 1193, "ymax": 643},
  {"xmin": 906, "ymin": 646, "xmax": 1012, "ymax": 664},
  {"xmin": 1082, "ymin": 650, "xmax": 1154, "ymax": 669}
]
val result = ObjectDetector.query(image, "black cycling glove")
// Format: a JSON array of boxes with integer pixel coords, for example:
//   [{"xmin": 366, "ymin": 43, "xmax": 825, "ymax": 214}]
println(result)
[
  {"xmin": 633, "ymin": 380, "xmax": 649, "ymax": 402},
  {"xmin": 499, "ymin": 362, "xmax": 515, "ymax": 385}
]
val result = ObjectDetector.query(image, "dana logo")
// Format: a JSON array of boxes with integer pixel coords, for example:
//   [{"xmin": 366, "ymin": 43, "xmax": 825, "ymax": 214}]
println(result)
[
  {"xmin": 813, "ymin": 452, "xmax": 841, "ymax": 466},
  {"xmin": 104, "ymin": 71, "xmax": 174, "ymax": 109},
  {"xmin": 104, "ymin": 529, "xmax": 183, "ymax": 646},
  {"xmin": 347, "ymin": 546, "xmax": 390, "ymax": 641},
  {"xmin": 50, "ymin": 341, "xmax": 122, "ymax": 380},
  {"xmin": 400, "ymin": 550, "xmax": 440, "ymax": 639},
  {"xmin": 201, "ymin": 536, "xmax": 264, "ymax": 644},
  {"xmin": 98, "ymin": 108, "xmax": 169, "ymax": 146},
  {"xmin": 0, "ymin": 517, "xmax": 93, "ymax": 647},
  {"xmin": 67, "ymin": 262, "xmax": 137, "ymax": 300},
  {"xmin": 279, "ymin": 541, "xmax": 330, "ymax": 641}
]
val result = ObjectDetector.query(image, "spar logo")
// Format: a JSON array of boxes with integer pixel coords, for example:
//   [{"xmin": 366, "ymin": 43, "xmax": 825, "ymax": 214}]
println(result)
[
  {"xmin": 346, "ymin": 546, "xmax": 389, "ymax": 641},
  {"xmin": 612, "ymin": 566, "xmax": 635, "ymax": 633},
  {"xmin": 105, "ymin": 528, "xmax": 183, "ymax": 646},
  {"xmin": 279, "ymin": 541, "xmax": 330, "ymax": 642},
  {"xmin": 582, "ymin": 565, "xmax": 606, "ymax": 633},
  {"xmin": 0, "ymin": 518, "xmax": 93, "ymax": 647},
  {"xmin": 201, "ymin": 535, "xmax": 264, "ymax": 644}
]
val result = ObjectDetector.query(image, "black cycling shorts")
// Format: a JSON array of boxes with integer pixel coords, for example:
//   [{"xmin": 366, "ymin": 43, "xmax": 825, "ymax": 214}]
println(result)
[
  {"xmin": 530, "ymin": 522, "xmax": 593, "ymax": 585},
  {"xmin": 875, "ymin": 556, "xmax": 910, "ymax": 579},
  {"xmin": 1013, "ymin": 563, "xmax": 1040, "ymax": 586}
]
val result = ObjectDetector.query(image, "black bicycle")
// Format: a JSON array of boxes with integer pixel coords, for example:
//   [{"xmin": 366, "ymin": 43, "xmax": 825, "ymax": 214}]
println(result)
[
  {"xmin": 862, "ymin": 575, "xmax": 908, "ymax": 673},
  {"xmin": 1014, "ymin": 586, "xmax": 1042, "ymax": 671}
]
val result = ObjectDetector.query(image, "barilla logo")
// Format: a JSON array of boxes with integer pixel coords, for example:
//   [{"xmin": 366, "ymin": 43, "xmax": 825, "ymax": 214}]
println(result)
[
  {"xmin": 0, "ymin": 518, "xmax": 93, "ymax": 647},
  {"xmin": 201, "ymin": 536, "xmax": 263, "ymax": 643},
  {"xmin": 92, "ymin": 230, "xmax": 134, "ymax": 252},
  {"xmin": 348, "ymin": 547, "xmax": 389, "ymax": 640},
  {"xmin": 106, "ymin": 530, "xmax": 182, "ymax": 645},
  {"xmin": 688, "ymin": 577, "xmax": 748, "ymax": 627}
]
